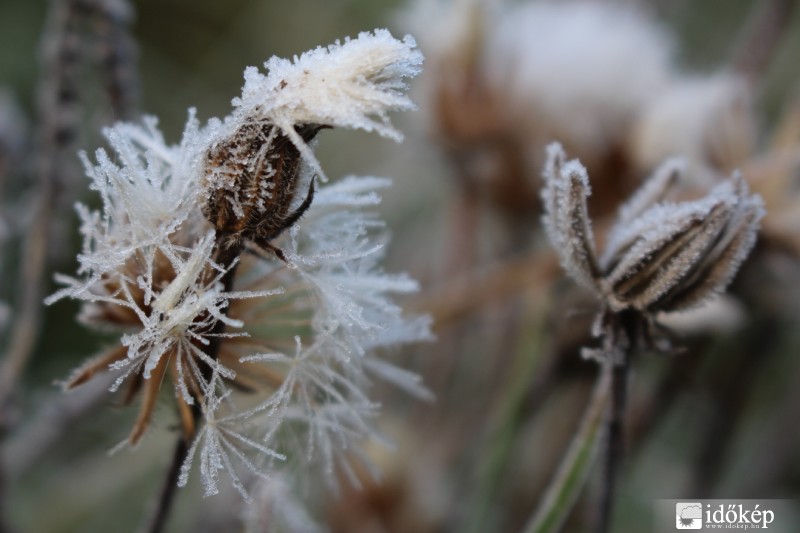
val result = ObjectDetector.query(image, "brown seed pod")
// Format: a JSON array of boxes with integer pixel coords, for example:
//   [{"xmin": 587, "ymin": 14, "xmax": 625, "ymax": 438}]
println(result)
[{"xmin": 202, "ymin": 121, "xmax": 323, "ymax": 255}]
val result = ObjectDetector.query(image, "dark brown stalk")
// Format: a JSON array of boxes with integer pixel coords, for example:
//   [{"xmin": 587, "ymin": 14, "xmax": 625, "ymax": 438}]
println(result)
[
  {"xmin": 144, "ymin": 437, "xmax": 189, "ymax": 533},
  {"xmin": 595, "ymin": 310, "xmax": 638, "ymax": 533}
]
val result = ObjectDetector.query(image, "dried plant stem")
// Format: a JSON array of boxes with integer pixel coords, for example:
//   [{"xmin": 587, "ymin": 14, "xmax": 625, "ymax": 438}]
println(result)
[
  {"xmin": 142, "ymin": 243, "xmax": 242, "ymax": 533},
  {"xmin": 0, "ymin": 0, "xmax": 81, "ymax": 413},
  {"xmin": 0, "ymin": 196, "xmax": 49, "ymax": 406},
  {"xmin": 0, "ymin": 5, "xmax": 82, "ymax": 530},
  {"xmin": 729, "ymin": 0, "xmax": 795, "ymax": 87},
  {"xmin": 596, "ymin": 359, "xmax": 629, "ymax": 533},
  {"xmin": 144, "ymin": 437, "xmax": 189, "ymax": 533},
  {"xmin": 92, "ymin": 0, "xmax": 139, "ymax": 121},
  {"xmin": 524, "ymin": 366, "xmax": 611, "ymax": 533},
  {"xmin": 595, "ymin": 311, "xmax": 638, "ymax": 533},
  {"xmin": 465, "ymin": 308, "xmax": 546, "ymax": 533},
  {"xmin": 0, "ymin": 1, "xmax": 138, "ymax": 529}
]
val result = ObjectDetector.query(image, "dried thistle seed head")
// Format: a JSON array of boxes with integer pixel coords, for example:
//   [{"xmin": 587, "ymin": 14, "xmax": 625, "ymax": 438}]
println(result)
[
  {"xmin": 542, "ymin": 143, "xmax": 764, "ymax": 320},
  {"xmin": 202, "ymin": 121, "xmax": 322, "ymax": 249}
]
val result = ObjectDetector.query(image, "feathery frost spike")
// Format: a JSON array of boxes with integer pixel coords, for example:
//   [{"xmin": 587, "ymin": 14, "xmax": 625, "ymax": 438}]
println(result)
[{"xmin": 226, "ymin": 29, "xmax": 423, "ymax": 181}]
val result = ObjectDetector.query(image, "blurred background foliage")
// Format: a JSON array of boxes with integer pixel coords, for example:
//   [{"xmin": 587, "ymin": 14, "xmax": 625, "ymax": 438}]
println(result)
[{"xmin": 2, "ymin": 0, "xmax": 800, "ymax": 532}]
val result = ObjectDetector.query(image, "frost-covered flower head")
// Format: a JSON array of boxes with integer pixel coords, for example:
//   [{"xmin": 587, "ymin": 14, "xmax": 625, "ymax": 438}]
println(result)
[
  {"xmin": 542, "ymin": 142, "xmax": 763, "ymax": 363},
  {"xmin": 46, "ymin": 29, "xmax": 430, "ymax": 500}
]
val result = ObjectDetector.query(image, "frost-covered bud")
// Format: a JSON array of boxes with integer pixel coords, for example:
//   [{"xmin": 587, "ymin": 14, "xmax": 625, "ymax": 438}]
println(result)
[
  {"xmin": 202, "ymin": 122, "xmax": 321, "ymax": 253},
  {"xmin": 542, "ymin": 142, "xmax": 764, "ymax": 361},
  {"xmin": 200, "ymin": 29, "xmax": 423, "ymax": 254}
]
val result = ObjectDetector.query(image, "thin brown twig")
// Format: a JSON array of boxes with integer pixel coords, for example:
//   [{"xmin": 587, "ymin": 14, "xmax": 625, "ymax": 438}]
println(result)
[
  {"xmin": 0, "ymin": 0, "xmax": 83, "ymax": 415},
  {"xmin": 0, "ymin": 1, "xmax": 139, "ymax": 529},
  {"xmin": 0, "ymin": 2, "xmax": 84, "ymax": 527}
]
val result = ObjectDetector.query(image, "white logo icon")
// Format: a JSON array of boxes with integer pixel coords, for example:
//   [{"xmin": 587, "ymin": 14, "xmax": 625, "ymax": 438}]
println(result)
[{"xmin": 676, "ymin": 502, "xmax": 703, "ymax": 529}]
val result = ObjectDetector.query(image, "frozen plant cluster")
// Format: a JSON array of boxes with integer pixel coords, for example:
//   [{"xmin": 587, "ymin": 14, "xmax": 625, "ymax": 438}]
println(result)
[
  {"xmin": 46, "ymin": 29, "xmax": 431, "ymax": 499},
  {"xmin": 542, "ymin": 142, "xmax": 763, "ymax": 363}
]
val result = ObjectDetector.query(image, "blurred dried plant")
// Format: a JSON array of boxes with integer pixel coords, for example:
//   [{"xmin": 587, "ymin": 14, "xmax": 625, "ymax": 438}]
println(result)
[{"xmin": 541, "ymin": 143, "xmax": 762, "ymax": 531}]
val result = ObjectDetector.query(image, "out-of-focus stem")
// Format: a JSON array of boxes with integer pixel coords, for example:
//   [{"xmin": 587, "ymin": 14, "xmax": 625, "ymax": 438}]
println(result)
[
  {"xmin": 524, "ymin": 366, "xmax": 612, "ymax": 533},
  {"xmin": 729, "ymin": 0, "xmax": 795, "ymax": 87},
  {"xmin": 0, "ymin": 1, "xmax": 138, "ymax": 530},
  {"xmin": 595, "ymin": 310, "xmax": 638, "ymax": 533},
  {"xmin": 93, "ymin": 0, "xmax": 139, "ymax": 121},
  {"xmin": 595, "ymin": 358, "xmax": 629, "ymax": 533},
  {"xmin": 143, "ymin": 437, "xmax": 189, "ymax": 533}
]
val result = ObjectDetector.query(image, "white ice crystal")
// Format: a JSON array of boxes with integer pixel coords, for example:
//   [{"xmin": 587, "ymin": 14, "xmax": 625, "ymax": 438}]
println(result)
[
  {"xmin": 45, "ymin": 113, "xmax": 207, "ymax": 308},
  {"xmin": 208, "ymin": 29, "xmax": 424, "ymax": 181},
  {"xmin": 47, "ymin": 29, "xmax": 430, "ymax": 499}
]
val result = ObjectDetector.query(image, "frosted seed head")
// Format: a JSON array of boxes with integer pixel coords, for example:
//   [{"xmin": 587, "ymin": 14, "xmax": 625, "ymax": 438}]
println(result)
[
  {"xmin": 234, "ymin": 29, "xmax": 423, "ymax": 141},
  {"xmin": 201, "ymin": 121, "xmax": 321, "ymax": 248}
]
